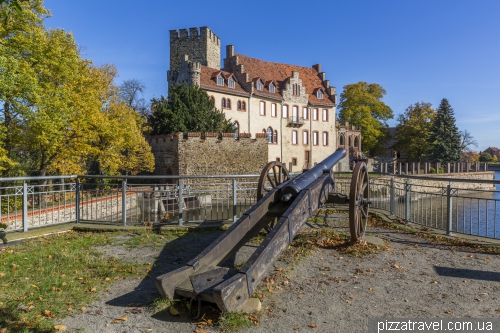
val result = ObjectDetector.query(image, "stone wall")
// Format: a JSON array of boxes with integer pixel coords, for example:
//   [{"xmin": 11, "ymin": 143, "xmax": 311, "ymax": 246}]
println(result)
[
  {"xmin": 376, "ymin": 172, "xmax": 496, "ymax": 193},
  {"xmin": 147, "ymin": 132, "xmax": 268, "ymax": 179}
]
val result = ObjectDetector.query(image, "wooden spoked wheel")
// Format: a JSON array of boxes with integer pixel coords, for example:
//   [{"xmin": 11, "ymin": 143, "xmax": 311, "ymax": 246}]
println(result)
[
  {"xmin": 257, "ymin": 161, "xmax": 290, "ymax": 201},
  {"xmin": 349, "ymin": 161, "xmax": 370, "ymax": 242}
]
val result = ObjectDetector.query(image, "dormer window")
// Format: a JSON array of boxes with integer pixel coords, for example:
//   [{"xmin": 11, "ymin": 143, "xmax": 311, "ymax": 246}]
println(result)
[
  {"xmin": 228, "ymin": 77, "xmax": 235, "ymax": 89},
  {"xmin": 256, "ymin": 80, "xmax": 263, "ymax": 91},
  {"xmin": 217, "ymin": 74, "xmax": 224, "ymax": 86},
  {"xmin": 317, "ymin": 89, "xmax": 323, "ymax": 99},
  {"xmin": 292, "ymin": 83, "xmax": 300, "ymax": 96},
  {"xmin": 269, "ymin": 83, "xmax": 275, "ymax": 93}
]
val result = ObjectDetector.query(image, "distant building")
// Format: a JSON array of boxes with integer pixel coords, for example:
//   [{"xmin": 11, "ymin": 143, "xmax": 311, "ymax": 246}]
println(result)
[
  {"xmin": 483, "ymin": 147, "xmax": 500, "ymax": 159},
  {"xmin": 166, "ymin": 26, "xmax": 360, "ymax": 171}
]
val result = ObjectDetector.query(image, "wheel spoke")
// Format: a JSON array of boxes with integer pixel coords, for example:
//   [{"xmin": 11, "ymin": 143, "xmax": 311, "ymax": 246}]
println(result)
[{"xmin": 267, "ymin": 173, "xmax": 276, "ymax": 187}]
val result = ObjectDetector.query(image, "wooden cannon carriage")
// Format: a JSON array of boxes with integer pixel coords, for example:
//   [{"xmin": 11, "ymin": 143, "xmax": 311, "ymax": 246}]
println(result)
[{"xmin": 155, "ymin": 148, "xmax": 370, "ymax": 316}]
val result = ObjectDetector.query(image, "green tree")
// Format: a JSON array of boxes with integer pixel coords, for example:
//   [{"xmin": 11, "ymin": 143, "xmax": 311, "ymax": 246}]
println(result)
[
  {"xmin": 393, "ymin": 102, "xmax": 435, "ymax": 162},
  {"xmin": 479, "ymin": 152, "xmax": 493, "ymax": 163},
  {"xmin": 427, "ymin": 98, "xmax": 461, "ymax": 163},
  {"xmin": 337, "ymin": 82, "xmax": 393, "ymax": 155},
  {"xmin": 150, "ymin": 83, "xmax": 233, "ymax": 135}
]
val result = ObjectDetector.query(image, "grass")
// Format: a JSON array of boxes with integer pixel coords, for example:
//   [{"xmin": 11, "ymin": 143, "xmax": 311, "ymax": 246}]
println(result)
[
  {"xmin": 217, "ymin": 311, "xmax": 253, "ymax": 332},
  {"xmin": 0, "ymin": 231, "xmax": 144, "ymax": 333},
  {"xmin": 121, "ymin": 229, "xmax": 187, "ymax": 249}
]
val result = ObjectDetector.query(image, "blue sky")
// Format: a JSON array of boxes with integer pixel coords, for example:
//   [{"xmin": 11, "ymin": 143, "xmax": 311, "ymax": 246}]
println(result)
[{"xmin": 43, "ymin": 0, "xmax": 500, "ymax": 151}]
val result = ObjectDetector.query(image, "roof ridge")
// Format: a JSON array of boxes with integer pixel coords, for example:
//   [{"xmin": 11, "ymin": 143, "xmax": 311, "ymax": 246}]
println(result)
[{"xmin": 234, "ymin": 53, "xmax": 315, "ymax": 72}]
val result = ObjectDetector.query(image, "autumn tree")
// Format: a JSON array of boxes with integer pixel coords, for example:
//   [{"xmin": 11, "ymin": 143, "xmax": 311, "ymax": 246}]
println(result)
[
  {"xmin": 150, "ymin": 83, "xmax": 233, "ymax": 135},
  {"xmin": 0, "ymin": 1, "xmax": 154, "ymax": 177},
  {"xmin": 427, "ymin": 98, "xmax": 461, "ymax": 164},
  {"xmin": 460, "ymin": 151, "xmax": 479, "ymax": 163},
  {"xmin": 337, "ymin": 82, "xmax": 393, "ymax": 155},
  {"xmin": 392, "ymin": 102, "xmax": 435, "ymax": 162}
]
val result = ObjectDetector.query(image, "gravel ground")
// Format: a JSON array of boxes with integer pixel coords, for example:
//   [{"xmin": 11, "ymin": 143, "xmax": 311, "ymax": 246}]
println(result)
[{"xmin": 60, "ymin": 213, "xmax": 500, "ymax": 333}]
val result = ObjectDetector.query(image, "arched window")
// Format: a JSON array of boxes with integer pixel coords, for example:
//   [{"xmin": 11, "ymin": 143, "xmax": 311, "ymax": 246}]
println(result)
[
  {"xmin": 267, "ymin": 127, "xmax": 273, "ymax": 143},
  {"xmin": 348, "ymin": 135, "xmax": 352, "ymax": 147},
  {"xmin": 233, "ymin": 122, "xmax": 239, "ymax": 139},
  {"xmin": 242, "ymin": 101, "xmax": 246, "ymax": 111},
  {"xmin": 274, "ymin": 130, "xmax": 278, "ymax": 144},
  {"xmin": 354, "ymin": 136, "xmax": 359, "ymax": 148},
  {"xmin": 237, "ymin": 101, "xmax": 241, "ymax": 110},
  {"xmin": 221, "ymin": 98, "xmax": 226, "ymax": 108},
  {"xmin": 227, "ymin": 99, "xmax": 231, "ymax": 109},
  {"xmin": 339, "ymin": 133, "xmax": 345, "ymax": 146}
]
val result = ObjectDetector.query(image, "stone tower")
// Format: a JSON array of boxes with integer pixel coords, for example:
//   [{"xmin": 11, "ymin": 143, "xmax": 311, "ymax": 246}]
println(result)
[
  {"xmin": 168, "ymin": 27, "xmax": 221, "ymax": 88},
  {"xmin": 169, "ymin": 26, "xmax": 220, "ymax": 72}
]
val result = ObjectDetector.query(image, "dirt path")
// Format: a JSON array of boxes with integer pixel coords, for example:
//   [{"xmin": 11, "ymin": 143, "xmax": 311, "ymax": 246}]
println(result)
[{"xmin": 60, "ymin": 213, "xmax": 500, "ymax": 332}]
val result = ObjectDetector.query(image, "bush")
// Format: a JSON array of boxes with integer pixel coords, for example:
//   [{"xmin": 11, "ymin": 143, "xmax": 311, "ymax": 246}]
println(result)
[
  {"xmin": 438, "ymin": 167, "xmax": 444, "ymax": 173},
  {"xmin": 430, "ymin": 167, "xmax": 436, "ymax": 173}
]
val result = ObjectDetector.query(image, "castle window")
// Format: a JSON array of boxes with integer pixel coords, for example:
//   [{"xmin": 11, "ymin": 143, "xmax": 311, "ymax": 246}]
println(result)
[
  {"xmin": 237, "ymin": 101, "xmax": 241, "ymax": 110},
  {"xmin": 317, "ymin": 90, "xmax": 323, "ymax": 99},
  {"xmin": 269, "ymin": 83, "xmax": 275, "ymax": 93},
  {"xmin": 259, "ymin": 101, "xmax": 265, "ymax": 116},
  {"xmin": 303, "ymin": 107, "xmax": 309, "ymax": 120},
  {"xmin": 303, "ymin": 130, "xmax": 309, "ymax": 145},
  {"xmin": 323, "ymin": 131, "xmax": 328, "ymax": 146},
  {"xmin": 271, "ymin": 103, "xmax": 277, "ymax": 117},
  {"xmin": 217, "ymin": 75, "xmax": 224, "ymax": 86},
  {"xmin": 267, "ymin": 127, "xmax": 273, "ymax": 143},
  {"xmin": 233, "ymin": 122, "xmax": 239, "ymax": 139},
  {"xmin": 313, "ymin": 131, "xmax": 319, "ymax": 146},
  {"xmin": 283, "ymin": 105, "xmax": 288, "ymax": 118},
  {"xmin": 292, "ymin": 157, "xmax": 297, "ymax": 166},
  {"xmin": 227, "ymin": 99, "xmax": 231, "ymax": 109},
  {"xmin": 241, "ymin": 101, "xmax": 246, "ymax": 111},
  {"xmin": 313, "ymin": 108, "xmax": 318, "ymax": 121},
  {"xmin": 256, "ymin": 80, "xmax": 263, "ymax": 91},
  {"xmin": 339, "ymin": 133, "xmax": 345, "ymax": 146},
  {"xmin": 322, "ymin": 109, "xmax": 328, "ymax": 122},
  {"xmin": 221, "ymin": 98, "xmax": 226, "ymax": 108},
  {"xmin": 292, "ymin": 130, "xmax": 298, "ymax": 145},
  {"xmin": 354, "ymin": 136, "xmax": 359, "ymax": 148},
  {"xmin": 274, "ymin": 130, "xmax": 278, "ymax": 144},
  {"xmin": 228, "ymin": 77, "xmax": 235, "ymax": 89}
]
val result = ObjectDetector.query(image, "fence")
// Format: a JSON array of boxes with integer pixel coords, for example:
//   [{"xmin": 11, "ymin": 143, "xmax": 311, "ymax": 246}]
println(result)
[
  {"xmin": 333, "ymin": 172, "xmax": 500, "ymax": 240},
  {"xmin": 1, "ymin": 172, "xmax": 500, "ymax": 241}
]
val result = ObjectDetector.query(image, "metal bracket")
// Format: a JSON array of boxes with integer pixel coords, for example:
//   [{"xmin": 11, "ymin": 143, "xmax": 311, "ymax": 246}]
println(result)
[
  {"xmin": 288, "ymin": 216, "xmax": 294, "ymax": 243},
  {"xmin": 188, "ymin": 260, "xmax": 200, "ymax": 270},
  {"xmin": 308, "ymin": 190, "xmax": 312, "ymax": 217}
]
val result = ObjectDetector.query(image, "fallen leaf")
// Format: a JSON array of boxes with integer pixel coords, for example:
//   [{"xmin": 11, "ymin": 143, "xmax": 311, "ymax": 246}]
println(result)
[
  {"xmin": 169, "ymin": 306, "xmax": 180, "ymax": 316},
  {"xmin": 293, "ymin": 328, "xmax": 299, "ymax": 331},
  {"xmin": 0, "ymin": 328, "xmax": 6, "ymax": 333},
  {"xmin": 195, "ymin": 330, "xmax": 209, "ymax": 333},
  {"xmin": 309, "ymin": 323, "xmax": 317, "ymax": 328},
  {"xmin": 54, "ymin": 324, "xmax": 66, "ymax": 331},
  {"xmin": 0, "ymin": 273, "xmax": 5, "ymax": 278},
  {"xmin": 43, "ymin": 310, "xmax": 53, "ymax": 317},
  {"xmin": 90, "ymin": 287, "xmax": 97, "ymax": 292},
  {"xmin": 445, "ymin": 311, "xmax": 452, "ymax": 314},
  {"xmin": 431, "ymin": 280, "xmax": 438, "ymax": 284},
  {"xmin": 115, "ymin": 315, "xmax": 127, "ymax": 321},
  {"xmin": 495, "ymin": 309, "xmax": 500, "ymax": 312},
  {"xmin": 369, "ymin": 288, "xmax": 375, "ymax": 291}
]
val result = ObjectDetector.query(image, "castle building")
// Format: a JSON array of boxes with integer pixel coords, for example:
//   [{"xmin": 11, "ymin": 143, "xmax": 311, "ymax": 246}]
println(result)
[{"xmin": 167, "ymin": 27, "xmax": 359, "ymax": 171}]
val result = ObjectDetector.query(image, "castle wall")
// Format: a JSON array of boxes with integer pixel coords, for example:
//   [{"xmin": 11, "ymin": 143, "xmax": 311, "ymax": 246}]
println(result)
[{"xmin": 147, "ymin": 133, "xmax": 268, "ymax": 179}]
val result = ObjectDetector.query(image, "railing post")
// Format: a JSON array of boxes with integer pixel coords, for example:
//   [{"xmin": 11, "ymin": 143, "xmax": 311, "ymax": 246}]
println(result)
[
  {"xmin": 22, "ymin": 181, "xmax": 28, "ymax": 232},
  {"xmin": 446, "ymin": 184, "xmax": 453, "ymax": 235},
  {"xmin": 122, "ymin": 179, "xmax": 127, "ymax": 226},
  {"xmin": 233, "ymin": 179, "xmax": 237, "ymax": 223},
  {"xmin": 76, "ymin": 178, "xmax": 80, "ymax": 223},
  {"xmin": 405, "ymin": 179, "xmax": 411, "ymax": 224},
  {"xmin": 178, "ymin": 180, "xmax": 183, "ymax": 226},
  {"xmin": 390, "ymin": 177, "xmax": 395, "ymax": 215}
]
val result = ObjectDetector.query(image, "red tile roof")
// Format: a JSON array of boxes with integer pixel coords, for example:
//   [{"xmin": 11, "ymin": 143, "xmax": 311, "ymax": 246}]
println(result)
[
  {"xmin": 200, "ymin": 66, "xmax": 249, "ymax": 97},
  {"xmin": 234, "ymin": 53, "xmax": 335, "ymax": 106}
]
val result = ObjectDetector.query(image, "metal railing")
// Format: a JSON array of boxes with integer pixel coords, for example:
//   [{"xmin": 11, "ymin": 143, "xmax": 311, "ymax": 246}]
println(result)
[
  {"xmin": 333, "ymin": 172, "xmax": 500, "ymax": 240},
  {"xmin": 1, "ymin": 172, "xmax": 500, "ymax": 241}
]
